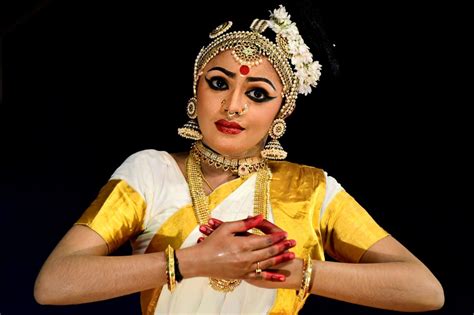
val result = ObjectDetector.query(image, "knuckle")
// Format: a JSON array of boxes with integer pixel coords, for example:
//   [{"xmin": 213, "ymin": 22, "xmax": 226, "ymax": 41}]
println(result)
[
  {"xmin": 240, "ymin": 241, "xmax": 251, "ymax": 251},
  {"xmin": 266, "ymin": 236, "xmax": 274, "ymax": 246},
  {"xmin": 269, "ymin": 245, "xmax": 278, "ymax": 256}
]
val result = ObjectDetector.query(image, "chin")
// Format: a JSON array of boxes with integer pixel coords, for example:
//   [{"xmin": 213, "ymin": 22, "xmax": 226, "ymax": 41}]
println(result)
[{"xmin": 203, "ymin": 137, "xmax": 259, "ymax": 158}]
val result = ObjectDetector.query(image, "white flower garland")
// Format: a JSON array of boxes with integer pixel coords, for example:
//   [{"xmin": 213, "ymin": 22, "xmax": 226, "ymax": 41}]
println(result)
[{"xmin": 268, "ymin": 5, "xmax": 322, "ymax": 95}]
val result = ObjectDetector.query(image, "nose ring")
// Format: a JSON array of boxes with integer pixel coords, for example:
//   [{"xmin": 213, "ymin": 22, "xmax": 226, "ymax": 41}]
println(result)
[
  {"xmin": 222, "ymin": 99, "xmax": 248, "ymax": 119},
  {"xmin": 239, "ymin": 104, "xmax": 249, "ymax": 115}
]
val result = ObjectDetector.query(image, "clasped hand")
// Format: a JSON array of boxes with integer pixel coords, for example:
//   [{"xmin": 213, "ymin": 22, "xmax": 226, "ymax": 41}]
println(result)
[{"xmin": 194, "ymin": 214, "xmax": 296, "ymax": 282}]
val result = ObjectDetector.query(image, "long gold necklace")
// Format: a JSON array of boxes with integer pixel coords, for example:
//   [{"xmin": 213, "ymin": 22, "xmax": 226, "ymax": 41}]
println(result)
[{"xmin": 186, "ymin": 149, "xmax": 271, "ymax": 293}]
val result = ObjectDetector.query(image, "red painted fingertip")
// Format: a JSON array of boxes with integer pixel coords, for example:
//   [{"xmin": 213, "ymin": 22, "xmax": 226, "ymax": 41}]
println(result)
[
  {"xmin": 271, "ymin": 274, "xmax": 285, "ymax": 281},
  {"xmin": 244, "ymin": 214, "xmax": 264, "ymax": 229}
]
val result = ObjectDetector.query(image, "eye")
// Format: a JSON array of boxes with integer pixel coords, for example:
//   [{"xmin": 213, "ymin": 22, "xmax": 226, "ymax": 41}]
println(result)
[
  {"xmin": 246, "ymin": 88, "xmax": 275, "ymax": 103},
  {"xmin": 205, "ymin": 76, "xmax": 228, "ymax": 90}
]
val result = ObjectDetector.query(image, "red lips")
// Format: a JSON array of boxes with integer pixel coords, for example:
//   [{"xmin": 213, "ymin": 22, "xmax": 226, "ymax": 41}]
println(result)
[{"xmin": 215, "ymin": 119, "xmax": 244, "ymax": 135}]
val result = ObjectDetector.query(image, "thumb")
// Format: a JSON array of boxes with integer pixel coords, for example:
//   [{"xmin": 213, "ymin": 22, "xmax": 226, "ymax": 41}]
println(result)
[{"xmin": 223, "ymin": 214, "xmax": 264, "ymax": 234}]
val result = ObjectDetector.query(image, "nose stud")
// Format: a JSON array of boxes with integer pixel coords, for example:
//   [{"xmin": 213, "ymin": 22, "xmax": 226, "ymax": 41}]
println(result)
[{"xmin": 222, "ymin": 99, "xmax": 248, "ymax": 119}]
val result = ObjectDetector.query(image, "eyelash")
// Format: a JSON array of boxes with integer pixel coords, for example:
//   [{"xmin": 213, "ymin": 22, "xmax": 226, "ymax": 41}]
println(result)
[{"xmin": 205, "ymin": 76, "xmax": 275, "ymax": 103}]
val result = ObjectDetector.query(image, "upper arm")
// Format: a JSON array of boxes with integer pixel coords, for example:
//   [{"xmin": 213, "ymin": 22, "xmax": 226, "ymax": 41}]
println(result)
[
  {"xmin": 321, "ymin": 189, "xmax": 389, "ymax": 263},
  {"xmin": 360, "ymin": 235, "xmax": 420, "ymax": 264},
  {"xmin": 47, "ymin": 225, "xmax": 109, "ymax": 261}
]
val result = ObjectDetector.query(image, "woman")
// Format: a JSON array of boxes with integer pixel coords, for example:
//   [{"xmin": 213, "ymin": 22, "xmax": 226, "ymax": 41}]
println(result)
[{"xmin": 34, "ymin": 5, "xmax": 444, "ymax": 314}]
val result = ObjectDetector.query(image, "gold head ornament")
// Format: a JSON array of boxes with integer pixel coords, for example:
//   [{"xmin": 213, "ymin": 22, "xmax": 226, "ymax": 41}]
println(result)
[{"xmin": 192, "ymin": 5, "xmax": 322, "ymax": 120}]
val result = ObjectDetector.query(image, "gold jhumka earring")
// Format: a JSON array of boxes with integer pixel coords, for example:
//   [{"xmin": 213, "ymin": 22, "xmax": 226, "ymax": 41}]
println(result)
[
  {"xmin": 178, "ymin": 97, "xmax": 202, "ymax": 140},
  {"xmin": 261, "ymin": 118, "xmax": 287, "ymax": 160}
]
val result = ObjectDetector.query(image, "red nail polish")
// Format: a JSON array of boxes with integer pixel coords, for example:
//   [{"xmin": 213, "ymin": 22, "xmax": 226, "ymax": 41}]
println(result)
[
  {"xmin": 272, "ymin": 274, "xmax": 285, "ymax": 281},
  {"xmin": 208, "ymin": 219, "xmax": 215, "ymax": 226}
]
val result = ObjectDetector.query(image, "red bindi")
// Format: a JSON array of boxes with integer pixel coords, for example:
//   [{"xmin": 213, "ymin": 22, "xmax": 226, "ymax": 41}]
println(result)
[{"xmin": 239, "ymin": 65, "xmax": 250, "ymax": 75}]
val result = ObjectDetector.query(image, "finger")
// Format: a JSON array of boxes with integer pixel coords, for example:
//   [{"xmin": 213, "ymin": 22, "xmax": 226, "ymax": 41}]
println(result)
[
  {"xmin": 208, "ymin": 218, "xmax": 223, "ymax": 228},
  {"xmin": 208, "ymin": 218, "xmax": 252, "ymax": 236},
  {"xmin": 199, "ymin": 225, "xmax": 214, "ymax": 236},
  {"xmin": 221, "ymin": 214, "xmax": 264, "ymax": 234},
  {"xmin": 252, "ymin": 240, "xmax": 296, "ymax": 265},
  {"xmin": 243, "ymin": 232, "xmax": 289, "ymax": 251},
  {"xmin": 246, "ymin": 270, "xmax": 286, "ymax": 282},
  {"xmin": 254, "ymin": 219, "xmax": 286, "ymax": 234}
]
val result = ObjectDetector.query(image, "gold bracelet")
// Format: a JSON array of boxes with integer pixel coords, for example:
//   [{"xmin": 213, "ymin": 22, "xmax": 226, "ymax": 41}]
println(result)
[
  {"xmin": 165, "ymin": 245, "xmax": 176, "ymax": 292},
  {"xmin": 297, "ymin": 253, "xmax": 313, "ymax": 301}
]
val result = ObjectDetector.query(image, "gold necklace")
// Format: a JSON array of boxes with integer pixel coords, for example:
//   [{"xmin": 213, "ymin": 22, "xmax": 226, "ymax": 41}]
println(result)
[
  {"xmin": 186, "ymin": 152, "xmax": 271, "ymax": 292},
  {"xmin": 193, "ymin": 141, "xmax": 267, "ymax": 177},
  {"xmin": 201, "ymin": 173, "xmax": 215, "ymax": 191}
]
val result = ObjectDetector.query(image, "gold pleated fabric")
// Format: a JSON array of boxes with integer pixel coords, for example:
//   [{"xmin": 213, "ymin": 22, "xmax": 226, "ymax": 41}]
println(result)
[
  {"xmin": 75, "ymin": 179, "xmax": 146, "ymax": 253},
  {"xmin": 267, "ymin": 161, "xmax": 326, "ymax": 314}
]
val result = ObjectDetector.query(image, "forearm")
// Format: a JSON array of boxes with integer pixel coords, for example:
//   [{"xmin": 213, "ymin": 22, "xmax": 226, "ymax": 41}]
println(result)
[
  {"xmin": 310, "ymin": 260, "xmax": 443, "ymax": 312},
  {"xmin": 34, "ymin": 252, "xmax": 167, "ymax": 305},
  {"xmin": 254, "ymin": 258, "xmax": 442, "ymax": 312}
]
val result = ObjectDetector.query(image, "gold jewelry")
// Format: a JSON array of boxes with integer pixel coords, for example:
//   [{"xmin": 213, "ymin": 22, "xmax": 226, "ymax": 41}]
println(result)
[
  {"xmin": 193, "ymin": 29, "xmax": 298, "ymax": 119},
  {"xmin": 192, "ymin": 141, "xmax": 267, "ymax": 177},
  {"xmin": 186, "ymin": 150, "xmax": 272, "ymax": 292},
  {"xmin": 297, "ymin": 253, "xmax": 313, "ymax": 301},
  {"xmin": 239, "ymin": 104, "xmax": 249, "ymax": 115},
  {"xmin": 192, "ymin": 5, "xmax": 323, "ymax": 119},
  {"xmin": 165, "ymin": 245, "xmax": 176, "ymax": 292},
  {"xmin": 178, "ymin": 97, "xmax": 202, "ymax": 140},
  {"xmin": 222, "ymin": 101, "xmax": 248, "ymax": 118},
  {"xmin": 201, "ymin": 173, "xmax": 214, "ymax": 191},
  {"xmin": 261, "ymin": 118, "xmax": 287, "ymax": 160},
  {"xmin": 209, "ymin": 21, "xmax": 233, "ymax": 39},
  {"xmin": 255, "ymin": 261, "xmax": 262, "ymax": 276}
]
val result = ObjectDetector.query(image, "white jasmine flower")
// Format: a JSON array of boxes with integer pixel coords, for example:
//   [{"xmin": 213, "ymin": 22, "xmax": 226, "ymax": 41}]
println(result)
[{"xmin": 268, "ymin": 5, "xmax": 322, "ymax": 95}]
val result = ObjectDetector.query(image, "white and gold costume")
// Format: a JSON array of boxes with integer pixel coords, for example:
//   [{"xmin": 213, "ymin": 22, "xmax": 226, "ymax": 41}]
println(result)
[{"xmin": 76, "ymin": 150, "xmax": 388, "ymax": 314}]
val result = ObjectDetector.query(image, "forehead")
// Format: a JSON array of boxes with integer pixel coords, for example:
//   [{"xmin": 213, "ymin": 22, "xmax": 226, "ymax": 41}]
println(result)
[{"xmin": 203, "ymin": 50, "xmax": 282, "ymax": 86}]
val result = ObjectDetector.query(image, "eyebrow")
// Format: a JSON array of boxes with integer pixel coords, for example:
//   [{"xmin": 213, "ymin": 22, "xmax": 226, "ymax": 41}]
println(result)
[
  {"xmin": 208, "ymin": 67, "xmax": 235, "ymax": 78},
  {"xmin": 207, "ymin": 66, "xmax": 276, "ymax": 91},
  {"xmin": 246, "ymin": 77, "xmax": 276, "ymax": 91}
]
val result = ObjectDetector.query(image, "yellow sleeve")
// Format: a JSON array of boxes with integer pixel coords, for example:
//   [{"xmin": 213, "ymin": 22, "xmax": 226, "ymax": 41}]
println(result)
[
  {"xmin": 321, "ymin": 190, "xmax": 389, "ymax": 262},
  {"xmin": 75, "ymin": 179, "xmax": 146, "ymax": 253}
]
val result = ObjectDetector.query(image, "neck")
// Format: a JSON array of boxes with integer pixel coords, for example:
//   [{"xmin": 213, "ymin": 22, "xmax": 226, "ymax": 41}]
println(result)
[
  {"xmin": 201, "ymin": 140, "xmax": 263, "ymax": 160},
  {"xmin": 191, "ymin": 141, "xmax": 267, "ymax": 178}
]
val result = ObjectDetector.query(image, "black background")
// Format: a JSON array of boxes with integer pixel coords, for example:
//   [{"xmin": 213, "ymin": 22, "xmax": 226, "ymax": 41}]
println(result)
[{"xmin": 1, "ymin": 0, "xmax": 471, "ymax": 314}]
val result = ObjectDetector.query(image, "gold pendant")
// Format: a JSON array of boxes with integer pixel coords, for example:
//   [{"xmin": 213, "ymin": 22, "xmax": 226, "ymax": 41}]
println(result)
[{"xmin": 209, "ymin": 278, "xmax": 242, "ymax": 293}]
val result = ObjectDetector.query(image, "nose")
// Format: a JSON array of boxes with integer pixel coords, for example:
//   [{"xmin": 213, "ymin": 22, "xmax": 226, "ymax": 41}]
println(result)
[{"xmin": 222, "ymin": 89, "xmax": 247, "ymax": 118}]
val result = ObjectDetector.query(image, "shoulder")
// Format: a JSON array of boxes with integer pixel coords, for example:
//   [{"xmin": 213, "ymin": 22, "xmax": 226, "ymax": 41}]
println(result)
[
  {"xmin": 269, "ymin": 160, "xmax": 326, "ymax": 188},
  {"xmin": 269, "ymin": 160, "xmax": 325, "ymax": 179},
  {"xmin": 111, "ymin": 149, "xmax": 177, "ymax": 180},
  {"xmin": 121, "ymin": 149, "xmax": 172, "ymax": 164}
]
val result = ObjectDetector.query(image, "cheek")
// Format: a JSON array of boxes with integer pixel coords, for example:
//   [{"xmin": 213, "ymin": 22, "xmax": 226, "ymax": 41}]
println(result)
[{"xmin": 251, "ymin": 105, "xmax": 280, "ymax": 133}]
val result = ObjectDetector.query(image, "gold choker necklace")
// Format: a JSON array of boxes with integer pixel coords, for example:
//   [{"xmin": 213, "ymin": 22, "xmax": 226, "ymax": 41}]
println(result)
[
  {"xmin": 186, "ymin": 151, "xmax": 271, "ymax": 292},
  {"xmin": 192, "ymin": 141, "xmax": 267, "ymax": 177}
]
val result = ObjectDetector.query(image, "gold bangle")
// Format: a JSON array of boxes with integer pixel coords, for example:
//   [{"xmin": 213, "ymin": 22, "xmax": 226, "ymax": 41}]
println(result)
[
  {"xmin": 165, "ymin": 245, "xmax": 176, "ymax": 292},
  {"xmin": 297, "ymin": 253, "xmax": 313, "ymax": 301}
]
